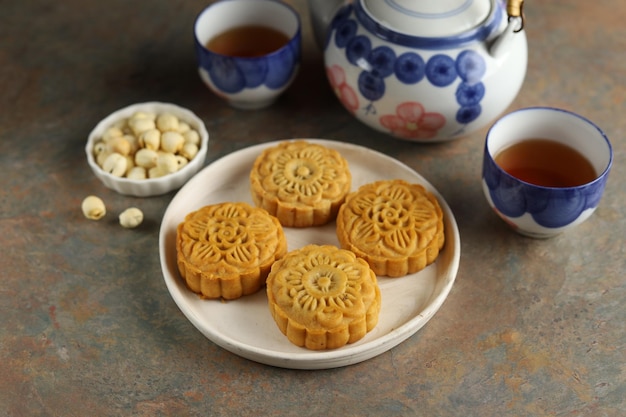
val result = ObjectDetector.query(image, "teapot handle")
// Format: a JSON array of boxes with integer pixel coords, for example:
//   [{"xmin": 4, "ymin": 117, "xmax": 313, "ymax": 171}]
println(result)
[
  {"xmin": 489, "ymin": 0, "xmax": 525, "ymax": 58},
  {"xmin": 507, "ymin": 0, "xmax": 525, "ymax": 32}
]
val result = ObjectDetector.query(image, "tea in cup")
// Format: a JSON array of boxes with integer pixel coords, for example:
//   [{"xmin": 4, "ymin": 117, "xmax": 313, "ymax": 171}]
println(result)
[
  {"xmin": 194, "ymin": 0, "xmax": 302, "ymax": 109},
  {"xmin": 482, "ymin": 107, "xmax": 612, "ymax": 238}
]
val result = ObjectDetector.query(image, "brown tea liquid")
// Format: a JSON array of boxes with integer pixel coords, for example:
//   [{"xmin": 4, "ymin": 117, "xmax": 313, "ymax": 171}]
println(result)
[
  {"xmin": 206, "ymin": 25, "xmax": 290, "ymax": 57},
  {"xmin": 494, "ymin": 139, "xmax": 597, "ymax": 187}
]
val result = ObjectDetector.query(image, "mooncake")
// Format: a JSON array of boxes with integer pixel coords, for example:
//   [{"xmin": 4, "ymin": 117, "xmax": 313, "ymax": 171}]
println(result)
[
  {"xmin": 336, "ymin": 179, "xmax": 445, "ymax": 277},
  {"xmin": 266, "ymin": 244, "xmax": 381, "ymax": 350},
  {"xmin": 176, "ymin": 202, "xmax": 287, "ymax": 300},
  {"xmin": 249, "ymin": 140, "xmax": 351, "ymax": 227}
]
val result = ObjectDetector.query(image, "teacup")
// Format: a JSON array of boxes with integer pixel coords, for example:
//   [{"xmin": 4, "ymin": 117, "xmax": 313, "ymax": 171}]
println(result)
[
  {"xmin": 194, "ymin": 0, "xmax": 301, "ymax": 110},
  {"xmin": 482, "ymin": 107, "xmax": 612, "ymax": 238}
]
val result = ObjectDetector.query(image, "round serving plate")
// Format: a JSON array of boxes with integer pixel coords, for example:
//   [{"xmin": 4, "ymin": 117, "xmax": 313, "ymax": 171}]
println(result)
[{"xmin": 158, "ymin": 139, "xmax": 460, "ymax": 369}]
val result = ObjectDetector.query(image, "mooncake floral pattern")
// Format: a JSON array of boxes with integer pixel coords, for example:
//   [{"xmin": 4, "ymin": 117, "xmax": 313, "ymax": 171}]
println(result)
[
  {"xmin": 250, "ymin": 140, "xmax": 352, "ymax": 227},
  {"xmin": 176, "ymin": 202, "xmax": 286, "ymax": 299},
  {"xmin": 260, "ymin": 142, "xmax": 348, "ymax": 201},
  {"xmin": 326, "ymin": 3, "xmax": 488, "ymax": 135},
  {"xmin": 337, "ymin": 180, "xmax": 445, "ymax": 277},
  {"xmin": 267, "ymin": 244, "xmax": 381, "ymax": 350}
]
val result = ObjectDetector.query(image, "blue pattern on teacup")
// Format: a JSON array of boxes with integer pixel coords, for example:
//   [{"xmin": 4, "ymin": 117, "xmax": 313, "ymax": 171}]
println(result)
[
  {"xmin": 327, "ymin": 4, "xmax": 488, "ymax": 126},
  {"xmin": 482, "ymin": 153, "xmax": 608, "ymax": 228},
  {"xmin": 195, "ymin": 35, "xmax": 300, "ymax": 94}
]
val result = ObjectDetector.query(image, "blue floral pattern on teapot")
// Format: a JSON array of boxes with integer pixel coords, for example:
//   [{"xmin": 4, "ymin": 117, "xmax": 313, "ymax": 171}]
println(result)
[
  {"xmin": 322, "ymin": 0, "xmax": 527, "ymax": 142},
  {"xmin": 327, "ymin": 4, "xmax": 488, "ymax": 138}
]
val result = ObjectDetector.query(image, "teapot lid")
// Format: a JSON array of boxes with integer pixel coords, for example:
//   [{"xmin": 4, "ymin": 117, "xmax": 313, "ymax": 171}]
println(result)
[{"xmin": 361, "ymin": 0, "xmax": 495, "ymax": 38}]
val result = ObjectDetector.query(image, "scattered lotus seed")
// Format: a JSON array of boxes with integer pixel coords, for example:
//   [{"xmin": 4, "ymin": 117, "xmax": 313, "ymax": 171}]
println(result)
[
  {"xmin": 119, "ymin": 207, "xmax": 144, "ymax": 228},
  {"xmin": 81, "ymin": 195, "xmax": 106, "ymax": 220}
]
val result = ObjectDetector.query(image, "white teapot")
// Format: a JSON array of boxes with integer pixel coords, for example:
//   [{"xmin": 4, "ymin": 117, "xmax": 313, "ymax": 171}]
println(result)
[{"xmin": 310, "ymin": 0, "xmax": 527, "ymax": 142}]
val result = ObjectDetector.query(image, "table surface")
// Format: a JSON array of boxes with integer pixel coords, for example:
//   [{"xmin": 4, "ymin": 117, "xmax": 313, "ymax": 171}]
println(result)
[{"xmin": 1, "ymin": 1, "xmax": 624, "ymax": 416}]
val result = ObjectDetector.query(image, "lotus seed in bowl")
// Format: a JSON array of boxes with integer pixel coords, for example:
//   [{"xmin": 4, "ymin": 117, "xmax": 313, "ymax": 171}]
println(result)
[{"xmin": 86, "ymin": 102, "xmax": 209, "ymax": 197}]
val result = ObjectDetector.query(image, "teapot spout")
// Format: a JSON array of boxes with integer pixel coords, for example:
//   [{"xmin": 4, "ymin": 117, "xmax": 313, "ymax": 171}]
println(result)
[{"xmin": 308, "ymin": 0, "xmax": 349, "ymax": 49}]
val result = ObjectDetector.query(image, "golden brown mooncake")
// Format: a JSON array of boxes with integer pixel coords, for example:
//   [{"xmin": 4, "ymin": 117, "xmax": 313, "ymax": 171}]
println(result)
[
  {"xmin": 266, "ymin": 244, "xmax": 381, "ymax": 350},
  {"xmin": 176, "ymin": 202, "xmax": 287, "ymax": 300},
  {"xmin": 249, "ymin": 140, "xmax": 351, "ymax": 228},
  {"xmin": 336, "ymin": 179, "xmax": 445, "ymax": 278}
]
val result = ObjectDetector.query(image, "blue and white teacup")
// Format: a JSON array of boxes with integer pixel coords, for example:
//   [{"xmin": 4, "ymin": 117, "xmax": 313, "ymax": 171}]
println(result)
[
  {"xmin": 194, "ymin": 0, "xmax": 301, "ymax": 110},
  {"xmin": 482, "ymin": 107, "xmax": 612, "ymax": 238}
]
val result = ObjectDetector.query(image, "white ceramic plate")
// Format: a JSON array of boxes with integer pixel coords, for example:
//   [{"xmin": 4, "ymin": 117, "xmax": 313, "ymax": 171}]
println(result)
[{"xmin": 159, "ymin": 139, "xmax": 460, "ymax": 369}]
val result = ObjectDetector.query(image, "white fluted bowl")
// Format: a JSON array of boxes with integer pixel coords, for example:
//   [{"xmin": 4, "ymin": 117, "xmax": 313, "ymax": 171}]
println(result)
[{"xmin": 86, "ymin": 102, "xmax": 209, "ymax": 197}]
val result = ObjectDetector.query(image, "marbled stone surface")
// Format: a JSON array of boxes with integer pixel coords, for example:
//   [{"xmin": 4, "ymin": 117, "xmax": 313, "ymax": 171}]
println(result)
[{"xmin": 0, "ymin": 1, "xmax": 624, "ymax": 416}]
